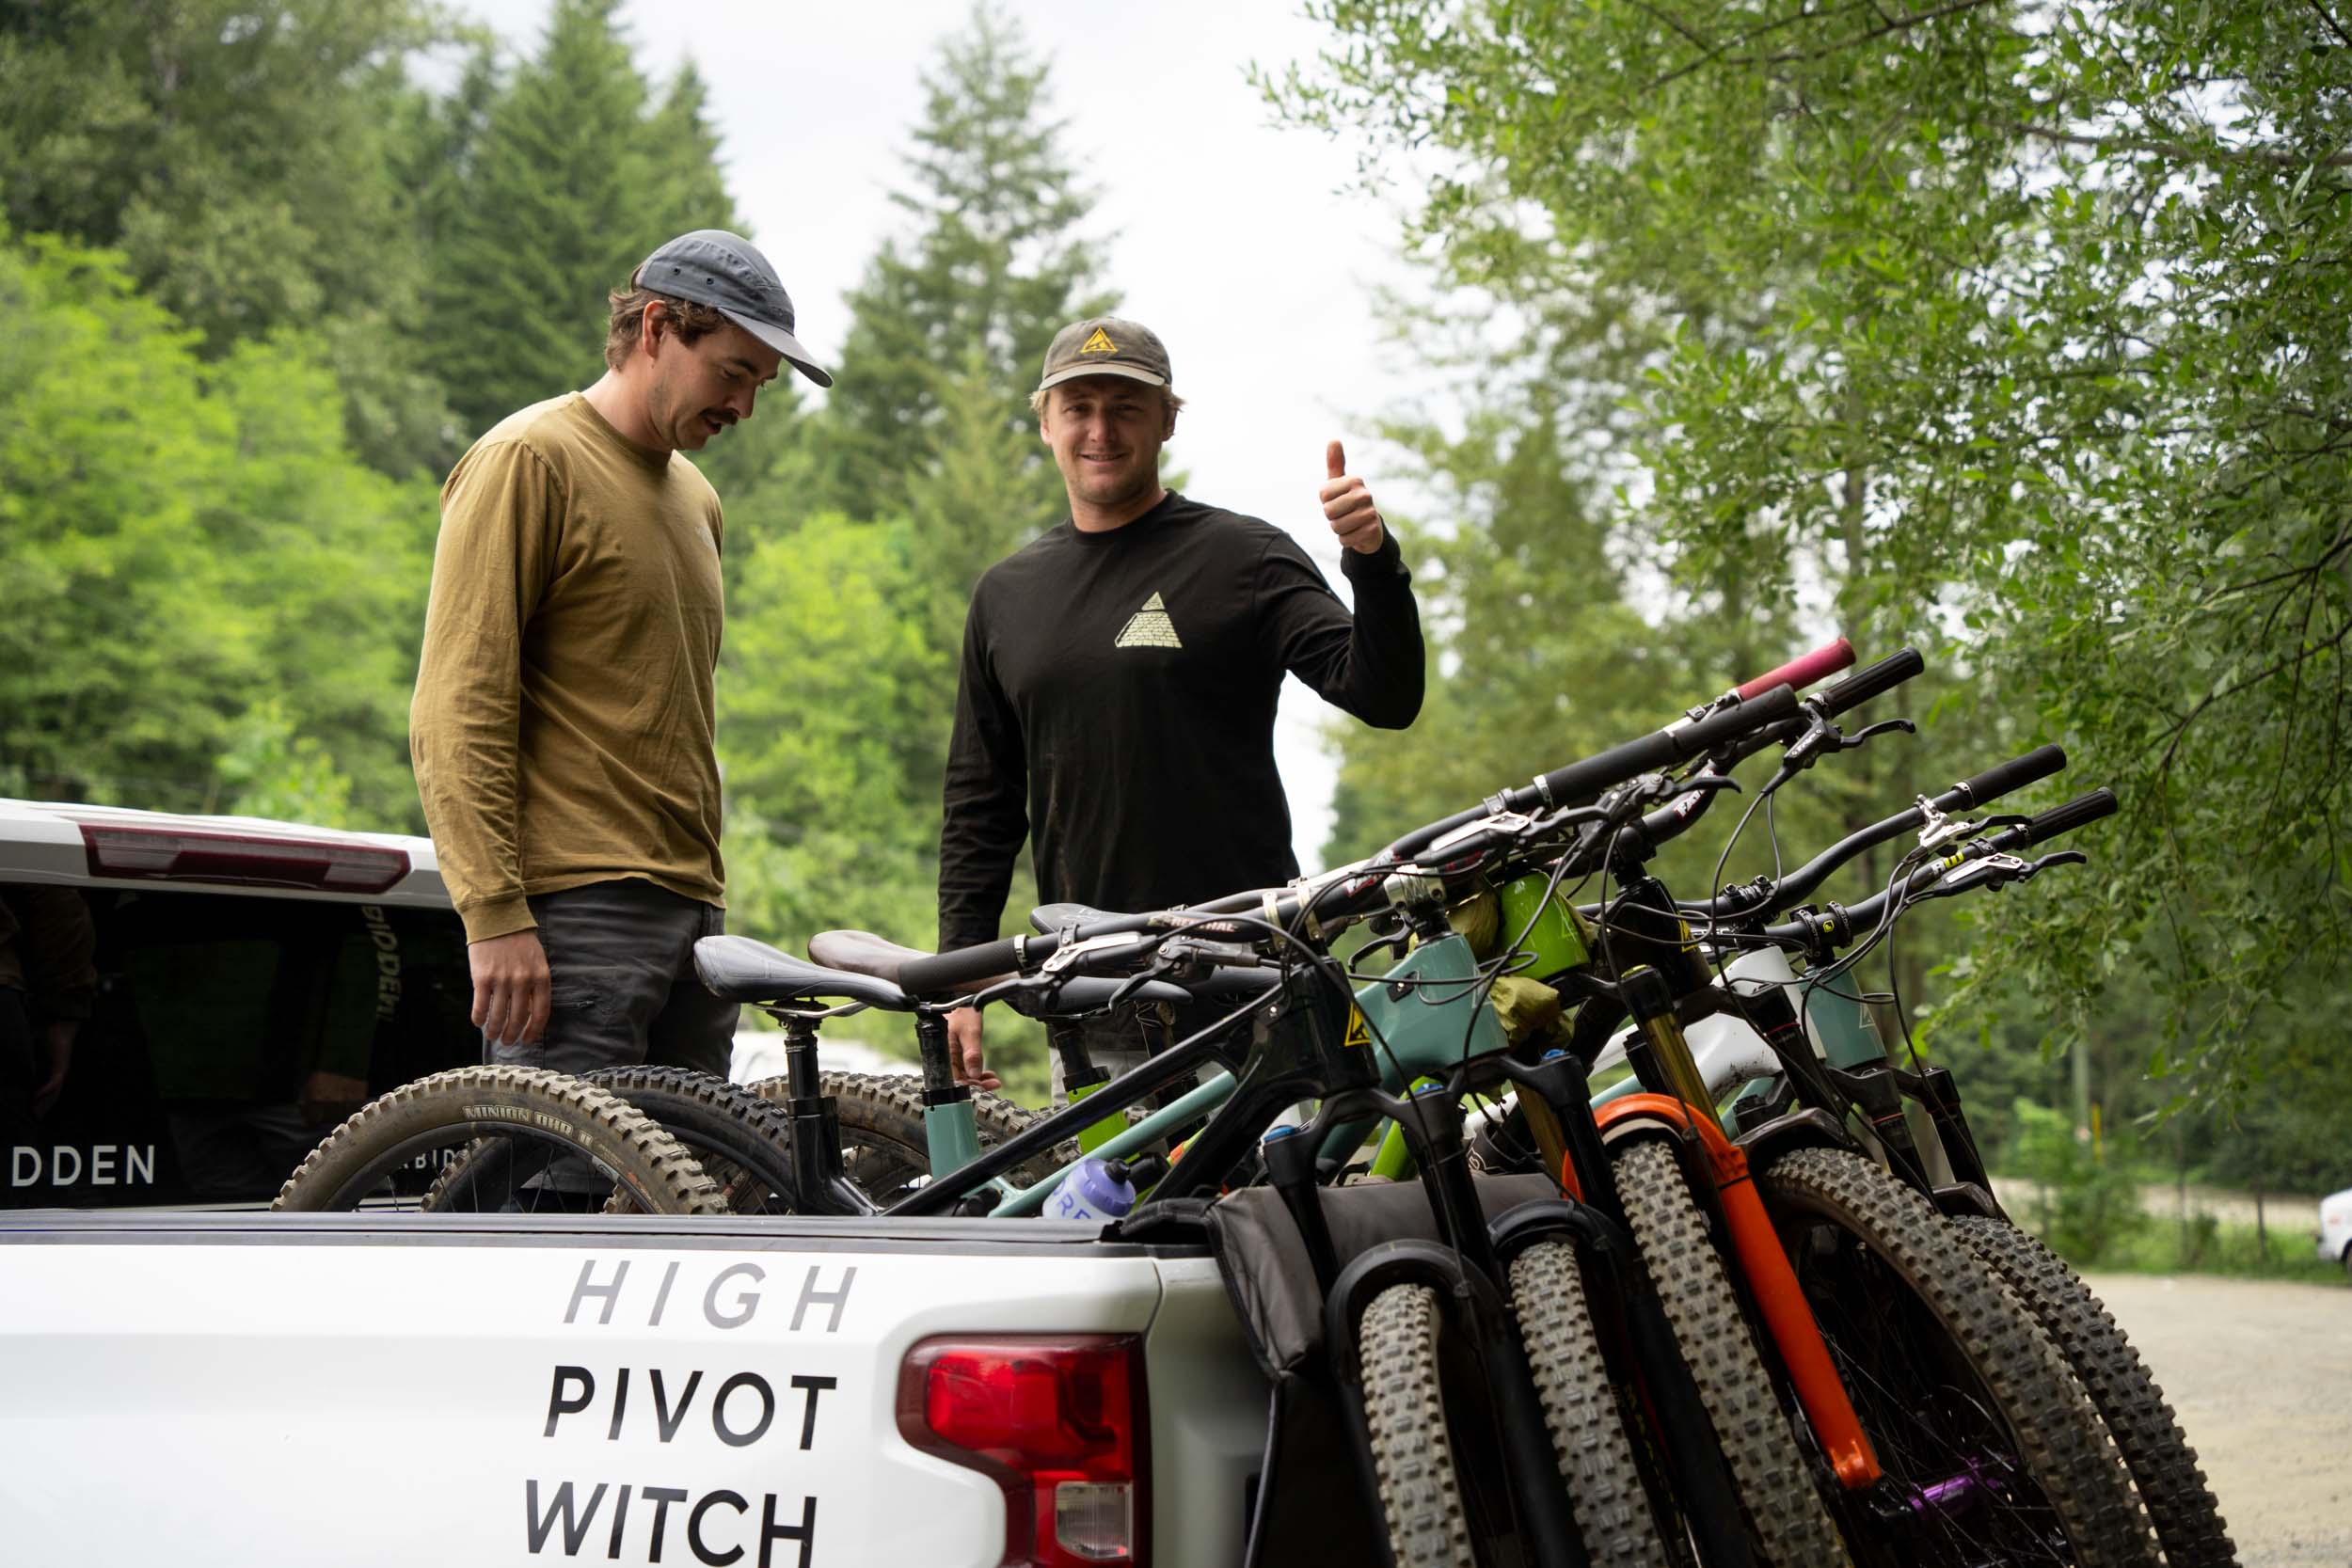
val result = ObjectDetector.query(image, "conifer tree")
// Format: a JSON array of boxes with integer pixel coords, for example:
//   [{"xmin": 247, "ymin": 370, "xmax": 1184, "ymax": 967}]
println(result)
[
  {"xmin": 815, "ymin": 2, "xmax": 1111, "ymax": 529},
  {"xmin": 424, "ymin": 0, "xmax": 736, "ymax": 437}
]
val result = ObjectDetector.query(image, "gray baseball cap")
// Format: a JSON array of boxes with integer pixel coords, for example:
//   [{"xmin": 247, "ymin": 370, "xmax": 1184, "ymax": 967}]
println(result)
[
  {"xmin": 1037, "ymin": 316, "xmax": 1171, "ymax": 393},
  {"xmin": 633, "ymin": 230, "xmax": 832, "ymax": 388}
]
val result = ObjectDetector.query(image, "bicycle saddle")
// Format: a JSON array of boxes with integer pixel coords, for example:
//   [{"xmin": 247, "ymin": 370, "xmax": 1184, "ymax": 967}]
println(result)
[
  {"xmin": 693, "ymin": 934, "xmax": 912, "ymax": 1010},
  {"xmin": 808, "ymin": 928, "xmax": 1003, "ymax": 988},
  {"xmin": 810, "ymin": 928, "xmax": 1191, "ymax": 1011}
]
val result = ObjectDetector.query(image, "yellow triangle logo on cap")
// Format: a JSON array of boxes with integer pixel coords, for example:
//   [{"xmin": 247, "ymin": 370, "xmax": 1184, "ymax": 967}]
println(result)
[{"xmin": 1080, "ymin": 327, "xmax": 1118, "ymax": 355}]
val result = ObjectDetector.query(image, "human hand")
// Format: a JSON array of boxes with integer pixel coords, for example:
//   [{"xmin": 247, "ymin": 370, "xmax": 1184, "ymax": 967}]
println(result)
[
  {"xmin": 946, "ymin": 1007, "xmax": 1001, "ymax": 1091},
  {"xmin": 1319, "ymin": 439, "xmax": 1386, "ymax": 554},
  {"xmin": 469, "ymin": 928, "xmax": 550, "ymax": 1047}
]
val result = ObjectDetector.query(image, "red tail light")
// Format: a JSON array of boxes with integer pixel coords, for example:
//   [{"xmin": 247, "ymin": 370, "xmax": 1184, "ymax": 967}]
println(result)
[
  {"xmin": 79, "ymin": 824, "xmax": 409, "ymax": 894},
  {"xmin": 898, "ymin": 1335, "xmax": 1149, "ymax": 1567}
]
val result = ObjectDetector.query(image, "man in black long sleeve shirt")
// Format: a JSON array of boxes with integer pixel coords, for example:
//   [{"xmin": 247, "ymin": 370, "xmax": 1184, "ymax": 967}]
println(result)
[{"xmin": 939, "ymin": 317, "xmax": 1424, "ymax": 1088}]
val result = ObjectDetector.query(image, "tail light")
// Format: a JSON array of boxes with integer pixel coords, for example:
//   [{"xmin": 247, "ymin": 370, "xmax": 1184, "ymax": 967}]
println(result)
[
  {"xmin": 898, "ymin": 1335, "xmax": 1149, "ymax": 1566},
  {"xmin": 79, "ymin": 824, "xmax": 408, "ymax": 894}
]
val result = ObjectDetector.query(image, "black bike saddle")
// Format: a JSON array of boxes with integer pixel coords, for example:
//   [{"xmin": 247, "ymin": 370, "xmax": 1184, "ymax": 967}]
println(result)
[{"xmin": 693, "ymin": 934, "xmax": 913, "ymax": 1011}]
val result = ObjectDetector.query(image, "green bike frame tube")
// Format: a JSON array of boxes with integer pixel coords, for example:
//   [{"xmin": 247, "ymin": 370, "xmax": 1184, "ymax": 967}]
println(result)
[
  {"xmin": 1066, "ymin": 1079, "xmax": 1125, "ymax": 1154},
  {"xmin": 1496, "ymin": 870, "xmax": 1592, "ymax": 978},
  {"xmin": 988, "ymin": 1069, "xmax": 1238, "ymax": 1217}
]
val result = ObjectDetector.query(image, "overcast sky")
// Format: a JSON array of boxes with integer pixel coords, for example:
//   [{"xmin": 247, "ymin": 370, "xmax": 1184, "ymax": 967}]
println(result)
[{"xmin": 450, "ymin": 0, "xmax": 1434, "ymax": 866}]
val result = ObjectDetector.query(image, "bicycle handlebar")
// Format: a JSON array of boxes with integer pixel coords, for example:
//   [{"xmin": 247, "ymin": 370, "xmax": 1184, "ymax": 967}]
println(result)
[
  {"xmin": 1952, "ymin": 743, "xmax": 2068, "ymax": 808},
  {"xmin": 900, "ymin": 683, "xmax": 1813, "ymax": 994},
  {"xmin": 897, "ymin": 937, "xmax": 1027, "ymax": 995},
  {"xmin": 1677, "ymin": 741, "xmax": 2072, "ymax": 921},
  {"xmin": 1758, "ymin": 787, "xmax": 2116, "ymax": 946},
  {"xmin": 1736, "ymin": 635, "xmax": 1854, "ymax": 701},
  {"xmin": 1813, "ymin": 646, "xmax": 1924, "ymax": 718},
  {"xmin": 2024, "ymin": 785, "xmax": 2118, "ymax": 844}
]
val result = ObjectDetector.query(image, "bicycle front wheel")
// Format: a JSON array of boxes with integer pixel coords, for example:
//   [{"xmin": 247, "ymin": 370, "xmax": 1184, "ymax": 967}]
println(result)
[
  {"xmin": 1612, "ymin": 1135, "xmax": 1852, "ymax": 1567},
  {"xmin": 273, "ymin": 1065, "xmax": 725, "ymax": 1215},
  {"xmin": 1762, "ymin": 1147, "xmax": 2156, "ymax": 1568},
  {"xmin": 1506, "ymin": 1240, "xmax": 1676, "ymax": 1568},
  {"xmin": 1359, "ymin": 1280, "xmax": 1477, "ymax": 1568},
  {"xmin": 1952, "ymin": 1214, "xmax": 2234, "ymax": 1568}
]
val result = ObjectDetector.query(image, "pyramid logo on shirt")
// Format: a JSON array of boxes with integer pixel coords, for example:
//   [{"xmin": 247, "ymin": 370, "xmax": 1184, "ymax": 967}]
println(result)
[{"xmin": 1114, "ymin": 590, "xmax": 1183, "ymax": 649}]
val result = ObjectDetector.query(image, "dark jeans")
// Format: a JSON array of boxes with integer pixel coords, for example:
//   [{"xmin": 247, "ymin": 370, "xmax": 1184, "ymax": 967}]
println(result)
[
  {"xmin": 487, "ymin": 879, "xmax": 737, "ymax": 1079},
  {"xmin": 1046, "ymin": 999, "xmax": 1207, "ymax": 1109}
]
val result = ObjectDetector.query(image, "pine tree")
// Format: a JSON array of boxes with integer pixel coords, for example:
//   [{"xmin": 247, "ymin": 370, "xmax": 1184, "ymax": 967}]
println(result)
[
  {"xmin": 814, "ymin": 2, "xmax": 1111, "ymax": 527},
  {"xmin": 425, "ymin": 0, "xmax": 688, "ymax": 436},
  {"xmin": 644, "ymin": 61, "xmax": 739, "ymax": 239}
]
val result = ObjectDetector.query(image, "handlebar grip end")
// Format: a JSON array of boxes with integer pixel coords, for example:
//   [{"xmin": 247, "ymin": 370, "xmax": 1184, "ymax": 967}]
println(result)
[
  {"xmin": 1956, "ymin": 742, "xmax": 2068, "ymax": 806},
  {"xmin": 898, "ymin": 936, "xmax": 1024, "ymax": 996},
  {"xmin": 2025, "ymin": 787, "xmax": 2118, "ymax": 845},
  {"xmin": 1815, "ymin": 647, "xmax": 1925, "ymax": 717}
]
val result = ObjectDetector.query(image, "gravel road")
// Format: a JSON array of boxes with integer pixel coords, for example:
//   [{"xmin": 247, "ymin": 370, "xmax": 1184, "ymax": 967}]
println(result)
[{"xmin": 2084, "ymin": 1272, "xmax": 2350, "ymax": 1568}]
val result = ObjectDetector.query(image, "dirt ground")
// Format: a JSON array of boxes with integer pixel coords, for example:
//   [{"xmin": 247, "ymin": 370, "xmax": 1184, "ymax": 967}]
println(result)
[{"xmin": 2083, "ymin": 1272, "xmax": 2351, "ymax": 1568}]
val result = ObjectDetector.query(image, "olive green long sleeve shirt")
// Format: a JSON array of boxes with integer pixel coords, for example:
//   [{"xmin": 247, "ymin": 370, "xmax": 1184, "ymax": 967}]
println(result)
[{"xmin": 410, "ymin": 393, "xmax": 727, "ymax": 942}]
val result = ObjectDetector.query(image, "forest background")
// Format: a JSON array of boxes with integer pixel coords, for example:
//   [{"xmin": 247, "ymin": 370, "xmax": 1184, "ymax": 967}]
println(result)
[{"xmin": 3, "ymin": 0, "xmax": 2347, "ymax": 1233}]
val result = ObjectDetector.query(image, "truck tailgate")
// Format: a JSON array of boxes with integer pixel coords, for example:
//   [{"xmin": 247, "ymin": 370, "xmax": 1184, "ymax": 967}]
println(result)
[{"xmin": 0, "ymin": 1211, "xmax": 1263, "ymax": 1566}]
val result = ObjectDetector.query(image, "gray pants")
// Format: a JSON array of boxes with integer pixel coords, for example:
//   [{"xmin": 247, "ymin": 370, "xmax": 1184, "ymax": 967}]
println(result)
[
  {"xmin": 488, "ymin": 879, "xmax": 737, "ymax": 1079},
  {"xmin": 1046, "ymin": 1002, "xmax": 1199, "ymax": 1106}
]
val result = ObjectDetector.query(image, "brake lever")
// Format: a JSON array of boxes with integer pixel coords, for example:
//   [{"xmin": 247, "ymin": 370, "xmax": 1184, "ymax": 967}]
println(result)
[
  {"xmin": 1840, "ymin": 717, "xmax": 1915, "ymax": 750},
  {"xmin": 2022, "ymin": 849, "xmax": 2088, "ymax": 879}
]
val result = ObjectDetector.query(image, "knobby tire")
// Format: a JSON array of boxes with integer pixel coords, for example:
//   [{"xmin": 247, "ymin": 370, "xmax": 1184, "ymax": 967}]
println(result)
[
  {"xmin": 272, "ymin": 1065, "xmax": 724, "ymax": 1215},
  {"xmin": 1612, "ymin": 1135, "xmax": 1853, "ymax": 1568},
  {"xmin": 1761, "ymin": 1146, "xmax": 2158, "ymax": 1568},
  {"xmin": 1952, "ymin": 1213, "xmax": 2235, "ymax": 1568}
]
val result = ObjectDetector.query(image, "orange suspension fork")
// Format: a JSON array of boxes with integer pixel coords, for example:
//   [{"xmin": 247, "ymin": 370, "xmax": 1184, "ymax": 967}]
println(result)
[{"xmin": 1594, "ymin": 1093, "xmax": 1881, "ymax": 1490}]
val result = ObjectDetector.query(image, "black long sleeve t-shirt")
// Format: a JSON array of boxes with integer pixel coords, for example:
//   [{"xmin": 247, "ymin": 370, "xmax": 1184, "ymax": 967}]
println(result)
[{"xmin": 937, "ymin": 490, "xmax": 1424, "ymax": 954}]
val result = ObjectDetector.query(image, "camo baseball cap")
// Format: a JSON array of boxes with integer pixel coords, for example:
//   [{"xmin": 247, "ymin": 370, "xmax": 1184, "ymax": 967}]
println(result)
[{"xmin": 1037, "ymin": 316, "xmax": 1171, "ymax": 393}]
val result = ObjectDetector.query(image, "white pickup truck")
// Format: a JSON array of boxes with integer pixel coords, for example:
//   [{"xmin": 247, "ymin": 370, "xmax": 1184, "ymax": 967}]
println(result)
[{"xmin": 0, "ymin": 800, "xmax": 1276, "ymax": 1567}]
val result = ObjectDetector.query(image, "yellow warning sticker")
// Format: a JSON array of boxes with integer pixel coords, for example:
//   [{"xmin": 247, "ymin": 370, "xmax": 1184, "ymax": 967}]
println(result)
[
  {"xmin": 1343, "ymin": 1006, "xmax": 1372, "ymax": 1051},
  {"xmin": 1080, "ymin": 326, "xmax": 1118, "ymax": 355}
]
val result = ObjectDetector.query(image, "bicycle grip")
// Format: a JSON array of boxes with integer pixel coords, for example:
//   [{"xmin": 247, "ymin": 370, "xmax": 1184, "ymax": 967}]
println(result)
[
  {"xmin": 2024, "ymin": 788, "xmax": 2117, "ymax": 845},
  {"xmin": 1952, "ymin": 743, "xmax": 2068, "ymax": 806},
  {"xmin": 1736, "ymin": 635, "xmax": 1855, "ymax": 700},
  {"xmin": 898, "ymin": 937, "xmax": 1023, "ymax": 995},
  {"xmin": 1677, "ymin": 682, "xmax": 1802, "ymax": 756},
  {"xmin": 1527, "ymin": 685, "xmax": 1802, "ymax": 805},
  {"xmin": 1814, "ymin": 646, "xmax": 1924, "ymax": 718}
]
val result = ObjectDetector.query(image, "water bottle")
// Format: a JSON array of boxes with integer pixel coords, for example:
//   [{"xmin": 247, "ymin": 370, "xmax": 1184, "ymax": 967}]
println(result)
[{"xmin": 1046, "ymin": 1155, "xmax": 1141, "ymax": 1223}]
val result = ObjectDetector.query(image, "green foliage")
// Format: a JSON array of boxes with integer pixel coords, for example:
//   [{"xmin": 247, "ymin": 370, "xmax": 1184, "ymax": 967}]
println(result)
[
  {"xmin": 215, "ymin": 700, "xmax": 357, "ymax": 829},
  {"xmin": 812, "ymin": 1, "xmax": 1110, "ymax": 528},
  {"xmin": 0, "ymin": 230, "xmax": 436, "ymax": 823},
  {"xmin": 2010, "ymin": 1098, "xmax": 2148, "ymax": 1265},
  {"xmin": 1273, "ymin": 0, "xmax": 2352, "ymax": 1114},
  {"xmin": 0, "ymin": 0, "xmax": 457, "ymax": 474},
  {"xmin": 718, "ymin": 514, "xmax": 946, "ymax": 947},
  {"xmin": 424, "ymin": 0, "xmax": 740, "ymax": 438}
]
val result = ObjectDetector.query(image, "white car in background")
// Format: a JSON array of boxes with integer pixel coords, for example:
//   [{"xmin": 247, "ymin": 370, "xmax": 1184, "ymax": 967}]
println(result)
[{"xmin": 2320, "ymin": 1185, "xmax": 2352, "ymax": 1274}]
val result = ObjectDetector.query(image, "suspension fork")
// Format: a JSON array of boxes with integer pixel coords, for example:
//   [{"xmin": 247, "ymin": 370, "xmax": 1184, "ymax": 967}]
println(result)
[{"xmin": 1597, "ymin": 1093, "xmax": 1882, "ymax": 1491}]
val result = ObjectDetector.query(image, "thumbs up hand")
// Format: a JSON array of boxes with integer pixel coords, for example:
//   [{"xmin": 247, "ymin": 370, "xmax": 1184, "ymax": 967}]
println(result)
[{"xmin": 1318, "ymin": 439, "xmax": 1387, "ymax": 555}]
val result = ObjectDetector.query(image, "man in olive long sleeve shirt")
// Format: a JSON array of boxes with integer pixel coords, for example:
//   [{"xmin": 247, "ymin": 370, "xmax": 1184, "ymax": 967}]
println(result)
[
  {"xmin": 410, "ymin": 230, "xmax": 829, "ymax": 1072},
  {"xmin": 939, "ymin": 317, "xmax": 1424, "ymax": 1089}
]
